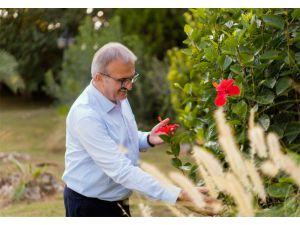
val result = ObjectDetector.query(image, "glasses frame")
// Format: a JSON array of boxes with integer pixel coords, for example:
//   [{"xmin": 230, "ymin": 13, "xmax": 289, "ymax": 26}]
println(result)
[{"xmin": 99, "ymin": 71, "xmax": 140, "ymax": 88}]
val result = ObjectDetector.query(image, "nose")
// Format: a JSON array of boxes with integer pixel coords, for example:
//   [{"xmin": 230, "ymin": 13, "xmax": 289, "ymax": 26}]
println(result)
[{"xmin": 124, "ymin": 82, "xmax": 133, "ymax": 90}]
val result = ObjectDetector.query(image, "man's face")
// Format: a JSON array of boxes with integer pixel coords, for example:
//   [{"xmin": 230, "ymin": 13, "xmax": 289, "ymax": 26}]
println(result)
[{"xmin": 95, "ymin": 59, "xmax": 135, "ymax": 103}]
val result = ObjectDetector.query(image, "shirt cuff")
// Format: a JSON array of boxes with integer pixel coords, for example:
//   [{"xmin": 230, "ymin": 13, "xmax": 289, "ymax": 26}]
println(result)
[
  {"xmin": 139, "ymin": 131, "xmax": 152, "ymax": 151},
  {"xmin": 160, "ymin": 185, "xmax": 182, "ymax": 205}
]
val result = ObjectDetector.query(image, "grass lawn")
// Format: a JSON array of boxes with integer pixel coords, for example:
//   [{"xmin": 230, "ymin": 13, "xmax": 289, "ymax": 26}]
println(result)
[{"xmin": 0, "ymin": 96, "xmax": 195, "ymax": 217}]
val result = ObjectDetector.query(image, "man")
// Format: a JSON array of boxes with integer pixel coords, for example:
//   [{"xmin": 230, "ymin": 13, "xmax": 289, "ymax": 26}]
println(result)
[{"xmin": 62, "ymin": 42, "xmax": 194, "ymax": 217}]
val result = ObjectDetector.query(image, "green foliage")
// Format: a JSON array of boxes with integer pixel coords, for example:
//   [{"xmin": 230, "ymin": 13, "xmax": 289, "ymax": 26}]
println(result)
[
  {"xmin": 166, "ymin": 8, "xmax": 300, "ymax": 216},
  {"xmin": 0, "ymin": 9, "xmax": 86, "ymax": 94},
  {"xmin": 168, "ymin": 9, "xmax": 300, "ymax": 156},
  {"xmin": 44, "ymin": 15, "xmax": 122, "ymax": 104},
  {"xmin": 115, "ymin": 9, "xmax": 186, "ymax": 59},
  {"xmin": 0, "ymin": 49, "xmax": 24, "ymax": 93}
]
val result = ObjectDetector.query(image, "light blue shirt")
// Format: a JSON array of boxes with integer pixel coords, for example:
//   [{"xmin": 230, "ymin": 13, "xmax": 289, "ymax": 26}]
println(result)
[{"xmin": 62, "ymin": 82, "xmax": 181, "ymax": 204}]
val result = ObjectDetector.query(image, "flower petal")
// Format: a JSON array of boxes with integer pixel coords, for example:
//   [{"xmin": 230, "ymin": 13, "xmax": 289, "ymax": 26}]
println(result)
[
  {"xmin": 217, "ymin": 79, "xmax": 234, "ymax": 91},
  {"xmin": 215, "ymin": 94, "xmax": 227, "ymax": 107},
  {"xmin": 228, "ymin": 85, "xmax": 240, "ymax": 96}
]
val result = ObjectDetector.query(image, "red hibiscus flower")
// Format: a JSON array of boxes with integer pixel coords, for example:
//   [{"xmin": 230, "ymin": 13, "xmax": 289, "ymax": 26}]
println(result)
[
  {"xmin": 155, "ymin": 116, "xmax": 179, "ymax": 135},
  {"xmin": 213, "ymin": 79, "xmax": 240, "ymax": 107}
]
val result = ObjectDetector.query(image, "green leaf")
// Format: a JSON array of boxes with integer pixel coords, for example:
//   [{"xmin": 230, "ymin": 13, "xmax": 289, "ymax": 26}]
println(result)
[
  {"xmin": 13, "ymin": 183, "xmax": 26, "ymax": 201},
  {"xmin": 262, "ymin": 78, "xmax": 277, "ymax": 89},
  {"xmin": 182, "ymin": 48, "xmax": 192, "ymax": 56},
  {"xmin": 291, "ymin": 9, "xmax": 300, "ymax": 19},
  {"xmin": 223, "ymin": 55, "xmax": 232, "ymax": 70},
  {"xmin": 179, "ymin": 163, "xmax": 192, "ymax": 171},
  {"xmin": 171, "ymin": 158, "xmax": 182, "ymax": 168},
  {"xmin": 276, "ymin": 77, "xmax": 292, "ymax": 95},
  {"xmin": 171, "ymin": 143, "xmax": 180, "ymax": 157},
  {"xmin": 239, "ymin": 53, "xmax": 254, "ymax": 64},
  {"xmin": 166, "ymin": 151, "xmax": 173, "ymax": 155},
  {"xmin": 204, "ymin": 47, "xmax": 218, "ymax": 62},
  {"xmin": 173, "ymin": 83, "xmax": 183, "ymax": 90},
  {"xmin": 184, "ymin": 102, "xmax": 192, "ymax": 113},
  {"xmin": 256, "ymin": 89, "xmax": 275, "ymax": 105},
  {"xmin": 269, "ymin": 124, "xmax": 285, "ymax": 138},
  {"xmin": 232, "ymin": 100, "xmax": 248, "ymax": 119},
  {"xmin": 260, "ymin": 50, "xmax": 280, "ymax": 60},
  {"xmin": 10, "ymin": 158, "xmax": 25, "ymax": 174},
  {"xmin": 262, "ymin": 15, "xmax": 285, "ymax": 30},
  {"xmin": 183, "ymin": 83, "xmax": 192, "ymax": 95},
  {"xmin": 159, "ymin": 134, "xmax": 170, "ymax": 142},
  {"xmin": 284, "ymin": 122, "xmax": 300, "ymax": 144},
  {"xmin": 258, "ymin": 114, "xmax": 270, "ymax": 131},
  {"xmin": 266, "ymin": 183, "xmax": 294, "ymax": 198},
  {"xmin": 230, "ymin": 64, "xmax": 243, "ymax": 75},
  {"xmin": 184, "ymin": 24, "xmax": 193, "ymax": 36},
  {"xmin": 295, "ymin": 52, "xmax": 300, "ymax": 65}
]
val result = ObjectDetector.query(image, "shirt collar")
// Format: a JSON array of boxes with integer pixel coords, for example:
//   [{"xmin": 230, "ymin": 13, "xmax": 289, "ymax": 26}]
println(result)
[{"xmin": 88, "ymin": 81, "xmax": 118, "ymax": 113}]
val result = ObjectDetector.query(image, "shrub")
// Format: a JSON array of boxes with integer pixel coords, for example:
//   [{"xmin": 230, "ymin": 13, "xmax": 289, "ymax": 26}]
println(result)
[
  {"xmin": 168, "ymin": 8, "xmax": 300, "ymax": 156},
  {"xmin": 0, "ymin": 49, "xmax": 24, "ymax": 94}
]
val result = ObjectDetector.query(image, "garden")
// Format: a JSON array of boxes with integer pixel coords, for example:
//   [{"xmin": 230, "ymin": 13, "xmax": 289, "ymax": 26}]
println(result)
[{"xmin": 0, "ymin": 8, "xmax": 300, "ymax": 217}]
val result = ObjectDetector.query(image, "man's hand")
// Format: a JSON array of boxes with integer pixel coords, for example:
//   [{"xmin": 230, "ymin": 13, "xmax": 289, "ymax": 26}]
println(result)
[
  {"xmin": 176, "ymin": 187, "xmax": 223, "ymax": 216},
  {"xmin": 148, "ymin": 118, "xmax": 171, "ymax": 146},
  {"xmin": 177, "ymin": 187, "xmax": 209, "ymax": 202}
]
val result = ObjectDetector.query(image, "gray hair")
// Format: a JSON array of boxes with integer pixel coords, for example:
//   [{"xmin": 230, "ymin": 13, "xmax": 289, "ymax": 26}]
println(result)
[{"xmin": 91, "ymin": 42, "xmax": 137, "ymax": 78}]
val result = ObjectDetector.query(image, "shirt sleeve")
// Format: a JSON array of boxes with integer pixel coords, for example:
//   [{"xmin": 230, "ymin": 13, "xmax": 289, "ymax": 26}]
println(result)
[
  {"xmin": 138, "ymin": 131, "xmax": 152, "ymax": 151},
  {"xmin": 74, "ymin": 116, "xmax": 181, "ymax": 204}
]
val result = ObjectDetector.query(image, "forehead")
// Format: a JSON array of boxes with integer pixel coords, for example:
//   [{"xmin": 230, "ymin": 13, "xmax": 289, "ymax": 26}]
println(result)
[{"xmin": 106, "ymin": 59, "xmax": 135, "ymax": 78}]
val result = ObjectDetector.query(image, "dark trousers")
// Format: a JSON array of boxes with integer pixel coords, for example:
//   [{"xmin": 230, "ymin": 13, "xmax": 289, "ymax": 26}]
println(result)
[{"xmin": 64, "ymin": 186, "xmax": 131, "ymax": 217}]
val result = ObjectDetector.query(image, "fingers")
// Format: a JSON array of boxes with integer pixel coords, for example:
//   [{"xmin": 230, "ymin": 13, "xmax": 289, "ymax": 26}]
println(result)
[
  {"xmin": 197, "ymin": 187, "xmax": 209, "ymax": 193},
  {"xmin": 158, "ymin": 118, "xmax": 170, "ymax": 126}
]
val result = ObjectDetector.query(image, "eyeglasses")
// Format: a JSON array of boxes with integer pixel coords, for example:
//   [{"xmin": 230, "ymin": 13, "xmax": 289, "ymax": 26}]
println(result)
[{"xmin": 99, "ymin": 72, "xmax": 140, "ymax": 87}]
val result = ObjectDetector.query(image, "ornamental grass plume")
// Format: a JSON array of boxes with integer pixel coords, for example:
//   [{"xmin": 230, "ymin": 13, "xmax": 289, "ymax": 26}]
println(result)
[
  {"xmin": 248, "ymin": 126, "xmax": 268, "ymax": 159},
  {"xmin": 140, "ymin": 161, "xmax": 173, "ymax": 187},
  {"xmin": 223, "ymin": 173, "xmax": 254, "ymax": 216},
  {"xmin": 169, "ymin": 172, "xmax": 223, "ymax": 215},
  {"xmin": 244, "ymin": 160, "xmax": 266, "ymax": 202},
  {"xmin": 260, "ymin": 160, "xmax": 279, "ymax": 177},
  {"xmin": 198, "ymin": 164, "xmax": 219, "ymax": 198},
  {"xmin": 169, "ymin": 172, "xmax": 206, "ymax": 209},
  {"xmin": 248, "ymin": 109, "xmax": 268, "ymax": 159},
  {"xmin": 193, "ymin": 146, "xmax": 225, "ymax": 192},
  {"xmin": 138, "ymin": 203, "xmax": 153, "ymax": 217},
  {"xmin": 267, "ymin": 133, "xmax": 300, "ymax": 186},
  {"xmin": 164, "ymin": 204, "xmax": 187, "ymax": 217},
  {"xmin": 214, "ymin": 108, "xmax": 251, "ymax": 188},
  {"xmin": 134, "ymin": 193, "xmax": 153, "ymax": 217}
]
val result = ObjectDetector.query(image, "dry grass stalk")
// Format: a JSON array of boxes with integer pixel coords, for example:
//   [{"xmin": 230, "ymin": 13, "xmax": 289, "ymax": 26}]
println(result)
[
  {"xmin": 164, "ymin": 204, "xmax": 187, "ymax": 217},
  {"xmin": 267, "ymin": 133, "xmax": 300, "ymax": 186},
  {"xmin": 140, "ymin": 161, "xmax": 173, "ymax": 187},
  {"xmin": 249, "ymin": 126, "xmax": 268, "ymax": 159},
  {"xmin": 224, "ymin": 173, "xmax": 254, "ymax": 216},
  {"xmin": 117, "ymin": 203, "xmax": 131, "ymax": 217},
  {"xmin": 169, "ymin": 172, "xmax": 206, "ymax": 209},
  {"xmin": 138, "ymin": 203, "xmax": 153, "ymax": 217},
  {"xmin": 193, "ymin": 146, "xmax": 225, "ymax": 192},
  {"xmin": 260, "ymin": 160, "xmax": 279, "ymax": 177},
  {"xmin": 198, "ymin": 164, "xmax": 219, "ymax": 198},
  {"xmin": 248, "ymin": 108, "xmax": 255, "ymax": 130},
  {"xmin": 215, "ymin": 108, "xmax": 250, "ymax": 188},
  {"xmin": 244, "ymin": 160, "xmax": 266, "ymax": 202}
]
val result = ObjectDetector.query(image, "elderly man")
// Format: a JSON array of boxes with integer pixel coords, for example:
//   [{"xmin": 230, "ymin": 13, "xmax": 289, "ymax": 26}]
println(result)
[{"xmin": 62, "ymin": 42, "xmax": 194, "ymax": 217}]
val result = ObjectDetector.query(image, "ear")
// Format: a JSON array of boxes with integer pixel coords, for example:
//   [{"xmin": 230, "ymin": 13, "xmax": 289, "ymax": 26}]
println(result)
[{"xmin": 94, "ymin": 73, "xmax": 102, "ymax": 82}]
